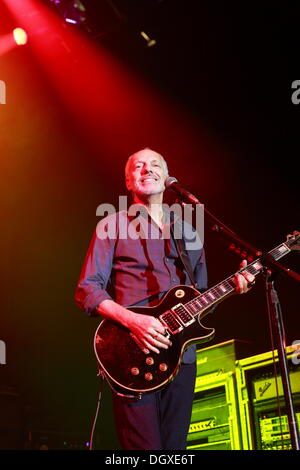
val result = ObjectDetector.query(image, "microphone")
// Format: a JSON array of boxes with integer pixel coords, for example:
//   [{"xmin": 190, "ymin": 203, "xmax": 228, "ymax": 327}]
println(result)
[{"xmin": 165, "ymin": 176, "xmax": 201, "ymax": 205}]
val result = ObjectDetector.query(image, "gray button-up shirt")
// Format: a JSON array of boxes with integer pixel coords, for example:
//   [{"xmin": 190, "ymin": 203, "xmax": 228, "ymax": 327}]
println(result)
[{"xmin": 75, "ymin": 209, "xmax": 208, "ymax": 363}]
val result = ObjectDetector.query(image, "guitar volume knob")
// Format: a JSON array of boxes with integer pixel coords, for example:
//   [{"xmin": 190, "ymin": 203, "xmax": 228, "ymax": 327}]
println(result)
[
  {"xmin": 144, "ymin": 373, "xmax": 153, "ymax": 381},
  {"xmin": 146, "ymin": 357, "xmax": 154, "ymax": 365},
  {"xmin": 159, "ymin": 363, "xmax": 168, "ymax": 372},
  {"xmin": 131, "ymin": 367, "xmax": 139, "ymax": 376}
]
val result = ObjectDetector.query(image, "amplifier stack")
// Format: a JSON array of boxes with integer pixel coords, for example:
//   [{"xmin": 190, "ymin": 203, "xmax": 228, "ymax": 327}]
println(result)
[{"xmin": 187, "ymin": 340, "xmax": 300, "ymax": 450}]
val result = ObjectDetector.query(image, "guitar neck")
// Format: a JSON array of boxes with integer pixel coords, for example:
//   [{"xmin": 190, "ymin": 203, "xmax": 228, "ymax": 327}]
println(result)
[{"xmin": 184, "ymin": 239, "xmax": 293, "ymax": 317}]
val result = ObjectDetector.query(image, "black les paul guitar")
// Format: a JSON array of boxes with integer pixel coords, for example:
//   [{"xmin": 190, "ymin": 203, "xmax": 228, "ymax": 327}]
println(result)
[{"xmin": 94, "ymin": 232, "xmax": 299, "ymax": 397}]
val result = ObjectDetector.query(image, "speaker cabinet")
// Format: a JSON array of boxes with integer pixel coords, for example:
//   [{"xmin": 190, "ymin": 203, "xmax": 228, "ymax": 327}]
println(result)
[
  {"xmin": 187, "ymin": 341, "xmax": 300, "ymax": 450},
  {"xmin": 187, "ymin": 371, "xmax": 241, "ymax": 450},
  {"xmin": 235, "ymin": 346, "xmax": 300, "ymax": 450},
  {"xmin": 187, "ymin": 339, "xmax": 250, "ymax": 450}
]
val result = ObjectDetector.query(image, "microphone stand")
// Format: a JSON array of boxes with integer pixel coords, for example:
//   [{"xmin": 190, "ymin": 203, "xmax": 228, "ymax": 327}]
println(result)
[
  {"xmin": 265, "ymin": 270, "xmax": 300, "ymax": 450},
  {"xmin": 174, "ymin": 194, "xmax": 300, "ymax": 450}
]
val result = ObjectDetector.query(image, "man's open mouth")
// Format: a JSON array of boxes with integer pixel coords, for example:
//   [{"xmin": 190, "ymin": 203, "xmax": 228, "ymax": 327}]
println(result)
[{"xmin": 141, "ymin": 176, "xmax": 158, "ymax": 182}]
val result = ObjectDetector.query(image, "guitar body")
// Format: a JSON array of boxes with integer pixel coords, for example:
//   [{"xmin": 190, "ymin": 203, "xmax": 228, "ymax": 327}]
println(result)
[
  {"xmin": 93, "ymin": 232, "xmax": 299, "ymax": 397},
  {"xmin": 94, "ymin": 285, "xmax": 215, "ymax": 397}
]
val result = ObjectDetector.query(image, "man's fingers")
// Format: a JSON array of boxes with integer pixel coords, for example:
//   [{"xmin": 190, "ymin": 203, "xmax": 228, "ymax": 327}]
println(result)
[
  {"xmin": 235, "ymin": 259, "xmax": 256, "ymax": 293},
  {"xmin": 150, "ymin": 331, "xmax": 172, "ymax": 347},
  {"xmin": 144, "ymin": 338, "xmax": 160, "ymax": 354},
  {"xmin": 131, "ymin": 315, "xmax": 171, "ymax": 353},
  {"xmin": 235, "ymin": 274, "xmax": 247, "ymax": 293},
  {"xmin": 130, "ymin": 333, "xmax": 160, "ymax": 354},
  {"xmin": 235, "ymin": 273, "xmax": 255, "ymax": 293},
  {"xmin": 147, "ymin": 332, "xmax": 171, "ymax": 350},
  {"xmin": 152, "ymin": 318, "xmax": 167, "ymax": 335}
]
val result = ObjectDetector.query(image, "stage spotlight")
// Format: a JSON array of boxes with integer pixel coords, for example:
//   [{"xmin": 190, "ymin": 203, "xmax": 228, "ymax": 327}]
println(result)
[
  {"xmin": 48, "ymin": 0, "xmax": 86, "ymax": 26},
  {"xmin": 13, "ymin": 27, "xmax": 28, "ymax": 45},
  {"xmin": 64, "ymin": 0, "xmax": 86, "ymax": 26},
  {"xmin": 140, "ymin": 31, "xmax": 156, "ymax": 48}
]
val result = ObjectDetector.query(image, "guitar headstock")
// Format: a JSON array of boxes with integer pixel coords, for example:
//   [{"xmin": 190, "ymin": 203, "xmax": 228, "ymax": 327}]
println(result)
[{"xmin": 287, "ymin": 231, "xmax": 300, "ymax": 251}]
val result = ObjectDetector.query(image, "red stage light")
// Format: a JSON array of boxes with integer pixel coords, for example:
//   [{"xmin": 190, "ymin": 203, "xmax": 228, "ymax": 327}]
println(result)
[{"xmin": 13, "ymin": 27, "xmax": 28, "ymax": 45}]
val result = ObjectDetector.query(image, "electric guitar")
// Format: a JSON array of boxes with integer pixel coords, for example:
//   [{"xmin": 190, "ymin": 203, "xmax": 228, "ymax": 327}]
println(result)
[{"xmin": 94, "ymin": 232, "xmax": 300, "ymax": 397}]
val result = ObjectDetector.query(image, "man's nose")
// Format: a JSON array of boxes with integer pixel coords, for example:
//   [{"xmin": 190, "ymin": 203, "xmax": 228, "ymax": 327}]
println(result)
[{"xmin": 142, "ymin": 164, "xmax": 152, "ymax": 173}]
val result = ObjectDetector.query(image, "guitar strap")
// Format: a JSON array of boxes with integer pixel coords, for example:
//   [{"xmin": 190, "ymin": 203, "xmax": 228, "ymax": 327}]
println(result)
[
  {"xmin": 170, "ymin": 217, "xmax": 197, "ymax": 288},
  {"xmin": 128, "ymin": 214, "xmax": 197, "ymax": 308},
  {"xmin": 129, "ymin": 221, "xmax": 197, "ymax": 308}
]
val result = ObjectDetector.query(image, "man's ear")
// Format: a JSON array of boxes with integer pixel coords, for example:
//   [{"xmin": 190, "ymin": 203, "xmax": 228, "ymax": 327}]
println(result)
[{"xmin": 126, "ymin": 176, "xmax": 131, "ymax": 191}]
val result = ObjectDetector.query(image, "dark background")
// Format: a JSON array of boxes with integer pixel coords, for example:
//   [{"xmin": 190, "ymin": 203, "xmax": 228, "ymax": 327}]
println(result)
[{"xmin": 0, "ymin": 0, "xmax": 299, "ymax": 449}]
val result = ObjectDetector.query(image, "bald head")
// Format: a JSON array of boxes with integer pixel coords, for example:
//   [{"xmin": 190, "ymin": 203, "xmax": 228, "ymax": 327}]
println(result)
[
  {"xmin": 125, "ymin": 148, "xmax": 168, "ymax": 181},
  {"xmin": 125, "ymin": 148, "xmax": 169, "ymax": 197}
]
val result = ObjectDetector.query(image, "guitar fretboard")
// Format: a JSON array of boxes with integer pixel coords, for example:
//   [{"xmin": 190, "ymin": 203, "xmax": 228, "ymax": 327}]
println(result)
[
  {"xmin": 161, "ymin": 237, "xmax": 296, "ymax": 334},
  {"xmin": 187, "ymin": 239, "xmax": 295, "ymax": 317}
]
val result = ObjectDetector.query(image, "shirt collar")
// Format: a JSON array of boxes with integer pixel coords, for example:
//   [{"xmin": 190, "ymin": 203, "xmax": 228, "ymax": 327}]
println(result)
[{"xmin": 127, "ymin": 203, "xmax": 179, "ymax": 226}]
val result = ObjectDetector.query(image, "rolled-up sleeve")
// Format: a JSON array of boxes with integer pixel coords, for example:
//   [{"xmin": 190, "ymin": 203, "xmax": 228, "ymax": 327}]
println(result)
[{"xmin": 74, "ymin": 224, "xmax": 116, "ymax": 316}]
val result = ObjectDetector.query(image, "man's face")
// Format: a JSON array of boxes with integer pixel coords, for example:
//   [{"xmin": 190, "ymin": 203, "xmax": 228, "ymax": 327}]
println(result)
[{"xmin": 125, "ymin": 149, "xmax": 168, "ymax": 197}]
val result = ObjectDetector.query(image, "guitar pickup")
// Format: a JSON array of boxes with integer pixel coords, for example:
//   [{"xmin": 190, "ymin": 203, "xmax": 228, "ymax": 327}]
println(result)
[
  {"xmin": 159, "ymin": 310, "xmax": 183, "ymax": 334},
  {"xmin": 159, "ymin": 304, "xmax": 195, "ymax": 334},
  {"xmin": 172, "ymin": 303, "xmax": 195, "ymax": 327}
]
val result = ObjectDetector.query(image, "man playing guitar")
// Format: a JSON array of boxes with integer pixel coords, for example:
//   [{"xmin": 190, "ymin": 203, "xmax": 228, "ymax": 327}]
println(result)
[{"xmin": 75, "ymin": 148, "xmax": 254, "ymax": 450}]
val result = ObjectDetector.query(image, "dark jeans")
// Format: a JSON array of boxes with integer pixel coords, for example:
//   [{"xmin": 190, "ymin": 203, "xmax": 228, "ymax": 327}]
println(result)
[{"xmin": 112, "ymin": 362, "xmax": 197, "ymax": 450}]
